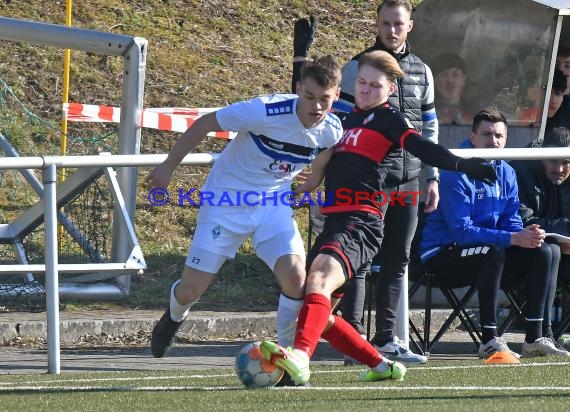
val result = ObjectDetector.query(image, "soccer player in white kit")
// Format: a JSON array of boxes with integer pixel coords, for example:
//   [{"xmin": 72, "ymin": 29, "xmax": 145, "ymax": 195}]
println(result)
[{"xmin": 146, "ymin": 55, "xmax": 343, "ymax": 358}]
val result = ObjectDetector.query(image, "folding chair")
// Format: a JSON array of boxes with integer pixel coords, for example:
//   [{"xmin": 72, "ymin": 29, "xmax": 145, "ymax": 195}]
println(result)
[
  {"xmin": 408, "ymin": 269, "xmax": 482, "ymax": 356},
  {"xmin": 497, "ymin": 277, "xmax": 527, "ymax": 336},
  {"xmin": 555, "ymin": 307, "xmax": 570, "ymax": 340},
  {"xmin": 409, "ymin": 264, "xmax": 530, "ymax": 356}
]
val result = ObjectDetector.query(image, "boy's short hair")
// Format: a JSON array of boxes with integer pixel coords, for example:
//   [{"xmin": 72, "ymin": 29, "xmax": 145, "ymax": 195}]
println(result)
[
  {"xmin": 377, "ymin": 0, "xmax": 413, "ymax": 15},
  {"xmin": 472, "ymin": 108, "xmax": 507, "ymax": 133},
  {"xmin": 543, "ymin": 126, "xmax": 570, "ymax": 148},
  {"xmin": 300, "ymin": 55, "xmax": 342, "ymax": 89},
  {"xmin": 553, "ymin": 67, "xmax": 568, "ymax": 93},
  {"xmin": 358, "ymin": 50, "xmax": 405, "ymax": 83},
  {"xmin": 557, "ymin": 46, "xmax": 570, "ymax": 58}
]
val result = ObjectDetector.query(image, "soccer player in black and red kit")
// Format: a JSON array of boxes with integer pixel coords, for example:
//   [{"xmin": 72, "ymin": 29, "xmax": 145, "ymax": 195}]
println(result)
[{"xmin": 260, "ymin": 50, "xmax": 497, "ymax": 385}]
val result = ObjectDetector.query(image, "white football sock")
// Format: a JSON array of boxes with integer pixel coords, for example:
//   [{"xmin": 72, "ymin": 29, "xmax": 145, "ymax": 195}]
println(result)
[
  {"xmin": 276, "ymin": 293, "xmax": 303, "ymax": 347},
  {"xmin": 372, "ymin": 358, "xmax": 393, "ymax": 373},
  {"xmin": 169, "ymin": 279, "xmax": 197, "ymax": 322}
]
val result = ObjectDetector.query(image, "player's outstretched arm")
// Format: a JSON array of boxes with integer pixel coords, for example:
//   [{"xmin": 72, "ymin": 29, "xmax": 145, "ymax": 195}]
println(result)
[
  {"xmin": 403, "ymin": 136, "xmax": 497, "ymax": 185},
  {"xmin": 294, "ymin": 147, "xmax": 333, "ymax": 194},
  {"xmin": 146, "ymin": 111, "xmax": 222, "ymax": 189}
]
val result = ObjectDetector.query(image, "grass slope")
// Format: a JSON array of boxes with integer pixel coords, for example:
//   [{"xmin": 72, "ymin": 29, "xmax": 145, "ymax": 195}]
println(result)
[{"xmin": 0, "ymin": 1, "xmax": 420, "ymax": 311}]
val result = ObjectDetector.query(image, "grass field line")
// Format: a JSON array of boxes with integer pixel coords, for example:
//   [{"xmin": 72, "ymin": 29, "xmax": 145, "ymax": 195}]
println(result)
[
  {"xmin": 1, "ymin": 361, "xmax": 569, "ymax": 389},
  {"xmin": 2, "ymin": 361, "xmax": 570, "ymax": 387},
  {"xmin": 402, "ymin": 360, "xmax": 570, "ymax": 371},
  {"xmin": 1, "ymin": 385, "xmax": 570, "ymax": 392}
]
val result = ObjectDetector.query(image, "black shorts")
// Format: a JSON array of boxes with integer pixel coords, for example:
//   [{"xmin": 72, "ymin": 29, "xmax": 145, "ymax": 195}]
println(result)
[{"xmin": 307, "ymin": 212, "xmax": 384, "ymax": 283}]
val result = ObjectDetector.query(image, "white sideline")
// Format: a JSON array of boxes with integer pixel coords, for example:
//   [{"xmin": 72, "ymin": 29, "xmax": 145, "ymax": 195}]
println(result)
[
  {"xmin": 1, "ymin": 385, "xmax": 570, "ymax": 392},
  {"xmin": 1, "ymin": 361, "xmax": 569, "ymax": 390}
]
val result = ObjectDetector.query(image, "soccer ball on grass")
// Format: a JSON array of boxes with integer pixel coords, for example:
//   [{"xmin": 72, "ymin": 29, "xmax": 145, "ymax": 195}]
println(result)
[{"xmin": 235, "ymin": 341, "xmax": 284, "ymax": 388}]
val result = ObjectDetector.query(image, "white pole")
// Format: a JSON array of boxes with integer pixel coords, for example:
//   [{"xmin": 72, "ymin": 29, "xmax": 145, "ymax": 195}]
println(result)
[
  {"xmin": 0, "ymin": 147, "xmax": 567, "ymax": 171},
  {"xmin": 44, "ymin": 163, "xmax": 60, "ymax": 374}
]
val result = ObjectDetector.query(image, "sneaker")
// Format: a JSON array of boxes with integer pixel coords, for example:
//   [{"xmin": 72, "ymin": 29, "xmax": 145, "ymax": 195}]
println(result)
[
  {"xmin": 360, "ymin": 361, "xmax": 406, "ymax": 382},
  {"xmin": 522, "ymin": 337, "xmax": 570, "ymax": 358},
  {"xmin": 374, "ymin": 337, "xmax": 428, "ymax": 364},
  {"xmin": 151, "ymin": 309, "xmax": 182, "ymax": 358},
  {"xmin": 478, "ymin": 336, "xmax": 521, "ymax": 359},
  {"xmin": 259, "ymin": 340, "xmax": 310, "ymax": 386}
]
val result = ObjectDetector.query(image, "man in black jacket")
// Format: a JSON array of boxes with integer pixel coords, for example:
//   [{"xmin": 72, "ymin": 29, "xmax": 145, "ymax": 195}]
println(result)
[{"xmin": 511, "ymin": 127, "xmax": 570, "ymax": 343}]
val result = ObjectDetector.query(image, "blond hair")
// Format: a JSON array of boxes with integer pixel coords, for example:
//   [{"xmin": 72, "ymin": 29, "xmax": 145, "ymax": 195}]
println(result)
[{"xmin": 358, "ymin": 50, "xmax": 405, "ymax": 83}]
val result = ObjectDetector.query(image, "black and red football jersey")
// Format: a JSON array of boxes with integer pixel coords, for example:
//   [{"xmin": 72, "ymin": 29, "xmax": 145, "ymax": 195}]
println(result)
[{"xmin": 321, "ymin": 103, "xmax": 420, "ymax": 215}]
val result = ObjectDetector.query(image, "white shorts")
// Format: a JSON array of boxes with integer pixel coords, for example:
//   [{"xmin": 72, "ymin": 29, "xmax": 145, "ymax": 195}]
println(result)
[{"xmin": 184, "ymin": 204, "xmax": 305, "ymax": 273}]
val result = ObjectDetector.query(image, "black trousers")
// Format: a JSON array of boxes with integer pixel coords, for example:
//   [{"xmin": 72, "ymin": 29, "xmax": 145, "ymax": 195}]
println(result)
[{"xmin": 423, "ymin": 242, "xmax": 560, "ymax": 333}]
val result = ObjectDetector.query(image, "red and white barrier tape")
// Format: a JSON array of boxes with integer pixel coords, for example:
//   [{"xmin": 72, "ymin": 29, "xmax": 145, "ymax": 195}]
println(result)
[{"xmin": 62, "ymin": 103, "xmax": 236, "ymax": 139}]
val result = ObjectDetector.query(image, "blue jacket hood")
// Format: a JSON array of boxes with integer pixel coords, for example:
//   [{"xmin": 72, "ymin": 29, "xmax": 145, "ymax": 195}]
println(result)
[{"xmin": 459, "ymin": 138, "xmax": 472, "ymax": 149}]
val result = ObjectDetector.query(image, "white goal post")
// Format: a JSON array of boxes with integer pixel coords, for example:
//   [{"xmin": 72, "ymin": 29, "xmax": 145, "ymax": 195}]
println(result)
[{"xmin": 0, "ymin": 16, "xmax": 147, "ymax": 297}]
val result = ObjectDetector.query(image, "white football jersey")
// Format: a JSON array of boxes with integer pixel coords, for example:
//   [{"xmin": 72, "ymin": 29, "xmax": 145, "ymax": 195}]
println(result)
[{"xmin": 203, "ymin": 94, "xmax": 342, "ymax": 199}]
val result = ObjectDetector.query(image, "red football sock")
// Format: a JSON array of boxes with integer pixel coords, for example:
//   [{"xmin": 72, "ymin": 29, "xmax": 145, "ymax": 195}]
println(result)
[
  {"xmin": 294, "ymin": 293, "xmax": 331, "ymax": 357},
  {"xmin": 322, "ymin": 315, "xmax": 382, "ymax": 368}
]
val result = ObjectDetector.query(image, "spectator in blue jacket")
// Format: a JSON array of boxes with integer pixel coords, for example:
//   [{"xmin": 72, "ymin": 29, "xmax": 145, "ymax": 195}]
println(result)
[{"xmin": 419, "ymin": 108, "xmax": 570, "ymax": 358}]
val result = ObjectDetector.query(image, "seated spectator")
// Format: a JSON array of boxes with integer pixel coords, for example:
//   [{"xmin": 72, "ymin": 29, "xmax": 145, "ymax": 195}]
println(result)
[
  {"xmin": 432, "ymin": 53, "xmax": 472, "ymax": 124},
  {"xmin": 520, "ymin": 68, "xmax": 568, "ymax": 128},
  {"xmin": 528, "ymin": 73, "xmax": 570, "ymax": 225},
  {"xmin": 511, "ymin": 127, "xmax": 570, "ymax": 343},
  {"xmin": 546, "ymin": 68, "xmax": 570, "ymax": 133},
  {"xmin": 419, "ymin": 108, "xmax": 570, "ymax": 359}
]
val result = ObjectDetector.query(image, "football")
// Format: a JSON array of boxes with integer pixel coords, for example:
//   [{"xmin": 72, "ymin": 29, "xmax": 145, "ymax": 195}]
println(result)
[{"xmin": 235, "ymin": 341, "xmax": 284, "ymax": 389}]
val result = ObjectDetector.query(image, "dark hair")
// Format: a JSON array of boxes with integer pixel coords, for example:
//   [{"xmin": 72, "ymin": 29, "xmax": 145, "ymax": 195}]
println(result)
[
  {"xmin": 553, "ymin": 67, "xmax": 567, "ymax": 93},
  {"xmin": 558, "ymin": 46, "xmax": 570, "ymax": 59},
  {"xmin": 300, "ymin": 55, "xmax": 342, "ymax": 88},
  {"xmin": 543, "ymin": 126, "xmax": 570, "ymax": 148},
  {"xmin": 377, "ymin": 0, "xmax": 413, "ymax": 15},
  {"xmin": 472, "ymin": 108, "xmax": 507, "ymax": 133},
  {"xmin": 432, "ymin": 53, "xmax": 466, "ymax": 75},
  {"xmin": 358, "ymin": 50, "xmax": 405, "ymax": 83}
]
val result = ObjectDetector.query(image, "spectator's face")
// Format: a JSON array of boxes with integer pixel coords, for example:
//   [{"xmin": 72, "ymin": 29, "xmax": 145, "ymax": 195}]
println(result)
[
  {"xmin": 376, "ymin": 6, "xmax": 413, "ymax": 53},
  {"xmin": 295, "ymin": 77, "xmax": 339, "ymax": 129},
  {"xmin": 435, "ymin": 67, "xmax": 466, "ymax": 104},
  {"xmin": 354, "ymin": 64, "xmax": 397, "ymax": 110},
  {"xmin": 470, "ymin": 121, "xmax": 507, "ymax": 149},
  {"xmin": 542, "ymin": 158, "xmax": 570, "ymax": 185},
  {"xmin": 548, "ymin": 89, "xmax": 565, "ymax": 118},
  {"xmin": 556, "ymin": 55, "xmax": 570, "ymax": 94}
]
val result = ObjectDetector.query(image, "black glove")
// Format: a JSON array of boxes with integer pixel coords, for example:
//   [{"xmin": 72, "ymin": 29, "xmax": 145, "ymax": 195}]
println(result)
[
  {"xmin": 294, "ymin": 16, "xmax": 316, "ymax": 57},
  {"xmin": 456, "ymin": 157, "xmax": 497, "ymax": 185}
]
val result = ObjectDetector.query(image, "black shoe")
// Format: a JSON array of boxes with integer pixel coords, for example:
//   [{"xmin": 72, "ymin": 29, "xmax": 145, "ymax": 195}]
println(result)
[
  {"xmin": 274, "ymin": 371, "xmax": 311, "ymax": 387},
  {"xmin": 151, "ymin": 309, "xmax": 182, "ymax": 358}
]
